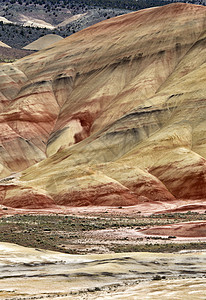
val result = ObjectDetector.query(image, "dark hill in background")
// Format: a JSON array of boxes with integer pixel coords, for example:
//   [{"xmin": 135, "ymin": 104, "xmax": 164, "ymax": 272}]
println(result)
[{"xmin": 0, "ymin": 46, "xmax": 34, "ymax": 62}]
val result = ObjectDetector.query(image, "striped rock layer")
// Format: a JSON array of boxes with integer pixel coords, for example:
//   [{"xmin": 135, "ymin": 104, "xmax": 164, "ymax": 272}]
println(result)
[{"xmin": 0, "ymin": 3, "xmax": 206, "ymax": 208}]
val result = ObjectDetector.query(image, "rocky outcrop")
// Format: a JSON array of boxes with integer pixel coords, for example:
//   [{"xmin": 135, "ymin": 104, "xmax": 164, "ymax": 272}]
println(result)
[{"xmin": 0, "ymin": 3, "xmax": 206, "ymax": 208}]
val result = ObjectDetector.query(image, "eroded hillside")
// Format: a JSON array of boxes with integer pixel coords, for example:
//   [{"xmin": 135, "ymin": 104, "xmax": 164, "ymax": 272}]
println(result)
[{"xmin": 0, "ymin": 3, "xmax": 206, "ymax": 208}]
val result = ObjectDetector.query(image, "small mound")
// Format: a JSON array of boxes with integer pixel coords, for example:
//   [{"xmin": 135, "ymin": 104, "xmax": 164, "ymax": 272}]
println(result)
[
  {"xmin": 141, "ymin": 221, "xmax": 206, "ymax": 237},
  {"xmin": 156, "ymin": 204, "xmax": 206, "ymax": 214},
  {"xmin": 0, "ymin": 41, "xmax": 11, "ymax": 48},
  {"xmin": 2, "ymin": 188, "xmax": 55, "ymax": 209},
  {"xmin": 23, "ymin": 34, "xmax": 63, "ymax": 51}
]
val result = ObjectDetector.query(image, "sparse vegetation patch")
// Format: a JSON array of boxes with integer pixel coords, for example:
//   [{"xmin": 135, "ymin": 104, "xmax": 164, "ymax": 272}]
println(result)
[{"xmin": 0, "ymin": 212, "xmax": 206, "ymax": 254}]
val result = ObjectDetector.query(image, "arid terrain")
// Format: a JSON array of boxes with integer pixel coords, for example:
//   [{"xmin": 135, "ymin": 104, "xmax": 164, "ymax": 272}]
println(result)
[
  {"xmin": 0, "ymin": 0, "xmax": 130, "ymax": 48},
  {"xmin": 0, "ymin": 3, "xmax": 206, "ymax": 210},
  {"xmin": 1, "ymin": 204, "xmax": 206, "ymax": 254},
  {"xmin": 0, "ymin": 0, "xmax": 205, "ymax": 49},
  {"xmin": 1, "ymin": 205, "xmax": 206, "ymax": 298},
  {"xmin": 1, "ymin": 242, "xmax": 206, "ymax": 299},
  {"xmin": 1, "ymin": 2, "xmax": 206, "ymax": 299}
]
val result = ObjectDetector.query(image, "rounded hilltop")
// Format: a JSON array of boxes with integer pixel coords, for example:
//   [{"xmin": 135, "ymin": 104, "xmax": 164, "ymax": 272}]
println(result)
[
  {"xmin": 0, "ymin": 3, "xmax": 206, "ymax": 210},
  {"xmin": 23, "ymin": 34, "xmax": 64, "ymax": 51}
]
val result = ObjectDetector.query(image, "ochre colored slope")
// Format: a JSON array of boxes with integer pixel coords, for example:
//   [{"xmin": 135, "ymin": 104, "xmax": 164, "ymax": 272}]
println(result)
[
  {"xmin": 23, "ymin": 34, "xmax": 63, "ymax": 51},
  {"xmin": 0, "ymin": 3, "xmax": 206, "ymax": 208}
]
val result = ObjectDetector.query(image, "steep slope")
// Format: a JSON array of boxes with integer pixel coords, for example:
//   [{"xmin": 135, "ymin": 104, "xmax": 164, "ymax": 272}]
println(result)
[{"xmin": 0, "ymin": 3, "xmax": 206, "ymax": 208}]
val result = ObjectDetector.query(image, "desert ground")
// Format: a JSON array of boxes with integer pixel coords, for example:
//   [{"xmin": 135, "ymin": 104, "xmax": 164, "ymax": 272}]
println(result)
[
  {"xmin": 1, "ymin": 204, "xmax": 206, "ymax": 299},
  {"xmin": 1, "ymin": 241, "xmax": 206, "ymax": 299},
  {"xmin": 1, "ymin": 2, "xmax": 206, "ymax": 299}
]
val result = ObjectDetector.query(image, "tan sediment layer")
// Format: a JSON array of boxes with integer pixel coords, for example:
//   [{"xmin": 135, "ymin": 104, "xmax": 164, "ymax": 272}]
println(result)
[
  {"xmin": 0, "ymin": 242, "xmax": 206, "ymax": 299},
  {"xmin": 0, "ymin": 3, "xmax": 206, "ymax": 208}
]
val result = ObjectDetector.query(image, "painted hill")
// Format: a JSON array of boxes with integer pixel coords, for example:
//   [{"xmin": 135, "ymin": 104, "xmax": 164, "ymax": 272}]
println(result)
[
  {"xmin": 0, "ymin": 3, "xmax": 206, "ymax": 209},
  {"xmin": 23, "ymin": 34, "xmax": 64, "ymax": 51}
]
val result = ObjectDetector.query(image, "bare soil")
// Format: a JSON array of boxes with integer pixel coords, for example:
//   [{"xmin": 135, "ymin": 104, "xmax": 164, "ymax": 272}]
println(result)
[{"xmin": 1, "ymin": 202, "xmax": 206, "ymax": 254}]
